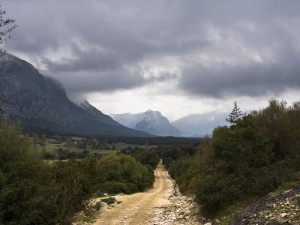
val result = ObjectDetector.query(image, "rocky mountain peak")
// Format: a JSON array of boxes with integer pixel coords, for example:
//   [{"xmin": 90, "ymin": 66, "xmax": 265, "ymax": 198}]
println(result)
[{"xmin": 112, "ymin": 110, "xmax": 182, "ymax": 137}]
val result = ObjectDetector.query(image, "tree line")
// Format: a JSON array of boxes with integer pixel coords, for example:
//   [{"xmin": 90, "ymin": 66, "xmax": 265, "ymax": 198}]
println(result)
[
  {"xmin": 0, "ymin": 122, "xmax": 154, "ymax": 225},
  {"xmin": 164, "ymin": 99, "xmax": 300, "ymax": 218}
]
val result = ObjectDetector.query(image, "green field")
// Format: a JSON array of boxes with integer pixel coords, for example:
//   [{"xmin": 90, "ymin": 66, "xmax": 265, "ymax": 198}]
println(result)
[{"xmin": 33, "ymin": 138, "xmax": 155, "ymax": 157}]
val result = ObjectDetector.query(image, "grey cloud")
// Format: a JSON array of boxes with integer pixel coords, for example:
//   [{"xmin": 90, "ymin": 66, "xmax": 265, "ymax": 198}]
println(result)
[
  {"xmin": 3, "ymin": 0, "xmax": 300, "ymax": 98},
  {"xmin": 146, "ymin": 73, "xmax": 178, "ymax": 83},
  {"xmin": 53, "ymin": 69, "xmax": 144, "ymax": 97},
  {"xmin": 43, "ymin": 46, "xmax": 122, "ymax": 73},
  {"xmin": 180, "ymin": 50, "xmax": 300, "ymax": 98},
  {"xmin": 50, "ymin": 66, "xmax": 177, "ymax": 96},
  {"xmin": 178, "ymin": 5, "xmax": 300, "ymax": 98}
]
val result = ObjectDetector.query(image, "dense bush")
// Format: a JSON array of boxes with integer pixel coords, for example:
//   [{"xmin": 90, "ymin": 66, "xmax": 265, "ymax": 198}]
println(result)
[
  {"xmin": 168, "ymin": 156, "xmax": 196, "ymax": 192},
  {"xmin": 95, "ymin": 154, "xmax": 154, "ymax": 194},
  {"xmin": 0, "ymin": 123, "xmax": 154, "ymax": 225},
  {"xmin": 167, "ymin": 100, "xmax": 300, "ymax": 218},
  {"xmin": 158, "ymin": 145, "xmax": 196, "ymax": 168},
  {"xmin": 121, "ymin": 147, "xmax": 160, "ymax": 170}
]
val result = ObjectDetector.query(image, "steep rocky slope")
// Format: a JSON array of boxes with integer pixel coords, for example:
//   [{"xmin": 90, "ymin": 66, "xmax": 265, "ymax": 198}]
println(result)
[
  {"xmin": 230, "ymin": 183, "xmax": 300, "ymax": 225},
  {"xmin": 0, "ymin": 54, "xmax": 150, "ymax": 137}
]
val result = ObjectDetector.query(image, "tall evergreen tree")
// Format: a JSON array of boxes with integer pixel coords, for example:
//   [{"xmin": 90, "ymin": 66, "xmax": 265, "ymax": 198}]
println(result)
[{"xmin": 226, "ymin": 102, "xmax": 243, "ymax": 124}]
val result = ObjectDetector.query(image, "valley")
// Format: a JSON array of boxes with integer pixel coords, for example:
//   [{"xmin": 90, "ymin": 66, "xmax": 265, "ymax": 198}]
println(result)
[
  {"xmin": 0, "ymin": 53, "xmax": 228, "ymax": 138},
  {"xmin": 2, "ymin": 2, "xmax": 300, "ymax": 224},
  {"xmin": 1, "ymin": 53, "xmax": 300, "ymax": 225},
  {"xmin": 2, "ymin": 97, "xmax": 300, "ymax": 225}
]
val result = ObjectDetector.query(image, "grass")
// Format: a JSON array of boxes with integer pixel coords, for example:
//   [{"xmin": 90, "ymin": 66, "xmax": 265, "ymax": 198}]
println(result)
[
  {"xmin": 74, "ymin": 197, "xmax": 117, "ymax": 224},
  {"xmin": 31, "ymin": 135, "xmax": 157, "ymax": 152},
  {"xmin": 31, "ymin": 137, "xmax": 157, "ymax": 160},
  {"xmin": 295, "ymin": 196, "xmax": 300, "ymax": 206},
  {"xmin": 101, "ymin": 197, "xmax": 117, "ymax": 205},
  {"xmin": 74, "ymin": 202, "xmax": 102, "ymax": 224},
  {"xmin": 66, "ymin": 147, "xmax": 117, "ymax": 154},
  {"xmin": 274, "ymin": 181, "xmax": 298, "ymax": 194},
  {"xmin": 209, "ymin": 180, "xmax": 300, "ymax": 224},
  {"xmin": 43, "ymin": 140, "xmax": 152, "ymax": 152},
  {"xmin": 34, "ymin": 141, "xmax": 119, "ymax": 154},
  {"xmin": 33, "ymin": 142, "xmax": 155, "ymax": 161},
  {"xmin": 214, "ymin": 197, "xmax": 258, "ymax": 225}
]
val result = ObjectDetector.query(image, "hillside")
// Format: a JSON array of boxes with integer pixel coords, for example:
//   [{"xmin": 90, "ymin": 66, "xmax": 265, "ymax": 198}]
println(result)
[{"xmin": 0, "ymin": 53, "xmax": 151, "ymax": 137}]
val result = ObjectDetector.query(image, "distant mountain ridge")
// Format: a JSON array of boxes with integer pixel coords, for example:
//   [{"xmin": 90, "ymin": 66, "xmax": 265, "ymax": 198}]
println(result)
[
  {"xmin": 112, "ymin": 110, "xmax": 182, "ymax": 137},
  {"xmin": 172, "ymin": 112, "xmax": 229, "ymax": 137},
  {"xmin": 0, "ymin": 53, "xmax": 151, "ymax": 137}
]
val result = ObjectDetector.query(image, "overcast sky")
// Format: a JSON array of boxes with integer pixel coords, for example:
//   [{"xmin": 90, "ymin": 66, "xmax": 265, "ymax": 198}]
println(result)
[{"xmin": 3, "ymin": 0, "xmax": 300, "ymax": 120}]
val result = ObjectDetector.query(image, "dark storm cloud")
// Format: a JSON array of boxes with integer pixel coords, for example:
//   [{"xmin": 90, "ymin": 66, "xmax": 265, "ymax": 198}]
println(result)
[
  {"xmin": 3, "ymin": 0, "xmax": 300, "ymax": 97},
  {"xmin": 59, "ymin": 69, "xmax": 145, "ymax": 94},
  {"xmin": 178, "ymin": 7, "xmax": 300, "ymax": 97},
  {"xmin": 43, "ymin": 46, "xmax": 122, "ymax": 73},
  {"xmin": 50, "ymin": 66, "xmax": 177, "ymax": 99},
  {"xmin": 180, "ymin": 58, "xmax": 300, "ymax": 98}
]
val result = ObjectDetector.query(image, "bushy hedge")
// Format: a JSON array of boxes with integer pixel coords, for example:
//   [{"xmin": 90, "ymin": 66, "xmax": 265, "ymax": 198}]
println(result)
[
  {"xmin": 0, "ymin": 123, "xmax": 154, "ymax": 225},
  {"xmin": 121, "ymin": 147, "xmax": 160, "ymax": 170},
  {"xmin": 95, "ymin": 154, "xmax": 154, "ymax": 194},
  {"xmin": 166, "ymin": 100, "xmax": 300, "ymax": 218}
]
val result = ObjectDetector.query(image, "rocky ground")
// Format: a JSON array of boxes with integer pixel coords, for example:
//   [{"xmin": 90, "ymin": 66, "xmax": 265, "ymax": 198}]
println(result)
[
  {"xmin": 150, "ymin": 181, "xmax": 204, "ymax": 225},
  {"xmin": 74, "ymin": 174, "xmax": 300, "ymax": 225},
  {"xmin": 78, "ymin": 165, "xmax": 300, "ymax": 225},
  {"xmin": 89, "ymin": 162, "xmax": 205, "ymax": 225},
  {"xmin": 230, "ymin": 183, "xmax": 300, "ymax": 225}
]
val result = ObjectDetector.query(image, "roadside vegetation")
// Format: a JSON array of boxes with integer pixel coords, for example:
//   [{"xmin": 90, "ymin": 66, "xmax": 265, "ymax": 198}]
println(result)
[
  {"xmin": 164, "ymin": 99, "xmax": 300, "ymax": 222},
  {"xmin": 0, "ymin": 122, "xmax": 154, "ymax": 225}
]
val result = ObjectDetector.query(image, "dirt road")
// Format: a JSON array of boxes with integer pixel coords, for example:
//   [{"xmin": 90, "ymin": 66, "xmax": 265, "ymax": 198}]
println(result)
[{"xmin": 93, "ymin": 161, "xmax": 202, "ymax": 225}]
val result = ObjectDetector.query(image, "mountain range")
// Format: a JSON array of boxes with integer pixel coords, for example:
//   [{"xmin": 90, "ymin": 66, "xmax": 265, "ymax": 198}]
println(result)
[
  {"xmin": 111, "ymin": 110, "xmax": 182, "ymax": 137},
  {"xmin": 0, "ymin": 53, "xmax": 229, "ymax": 137},
  {"xmin": 0, "ymin": 54, "xmax": 151, "ymax": 137},
  {"xmin": 112, "ymin": 110, "xmax": 229, "ymax": 137},
  {"xmin": 172, "ymin": 113, "xmax": 229, "ymax": 137}
]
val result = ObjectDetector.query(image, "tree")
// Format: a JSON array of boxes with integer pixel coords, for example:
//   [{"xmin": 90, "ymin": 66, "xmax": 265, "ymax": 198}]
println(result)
[
  {"xmin": 65, "ymin": 137, "xmax": 73, "ymax": 151},
  {"xmin": 226, "ymin": 102, "xmax": 243, "ymax": 125},
  {"xmin": 0, "ymin": 5, "xmax": 17, "ymax": 117},
  {"xmin": 0, "ymin": 5, "xmax": 17, "ymax": 56},
  {"xmin": 41, "ymin": 134, "xmax": 47, "ymax": 154}
]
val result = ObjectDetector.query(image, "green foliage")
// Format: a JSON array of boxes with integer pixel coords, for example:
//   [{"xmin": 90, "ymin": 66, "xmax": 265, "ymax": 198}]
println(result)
[
  {"xmin": 226, "ymin": 102, "xmax": 243, "ymax": 124},
  {"xmin": 75, "ymin": 201, "xmax": 102, "ymax": 224},
  {"xmin": 51, "ymin": 160, "xmax": 92, "ymax": 224},
  {"xmin": 295, "ymin": 196, "xmax": 300, "ymax": 206},
  {"xmin": 133, "ymin": 149, "xmax": 160, "ymax": 169},
  {"xmin": 0, "ymin": 123, "xmax": 62, "ymax": 225},
  {"xmin": 121, "ymin": 147, "xmax": 160, "ymax": 170},
  {"xmin": 101, "ymin": 197, "xmax": 116, "ymax": 205},
  {"xmin": 0, "ymin": 123, "xmax": 31, "ymax": 171},
  {"xmin": 0, "ymin": 123, "xmax": 155, "ymax": 225},
  {"xmin": 168, "ymin": 156, "xmax": 197, "ymax": 192},
  {"xmin": 168, "ymin": 100, "xmax": 300, "ymax": 219},
  {"xmin": 95, "ymin": 154, "xmax": 154, "ymax": 194},
  {"xmin": 157, "ymin": 145, "xmax": 195, "ymax": 168}
]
